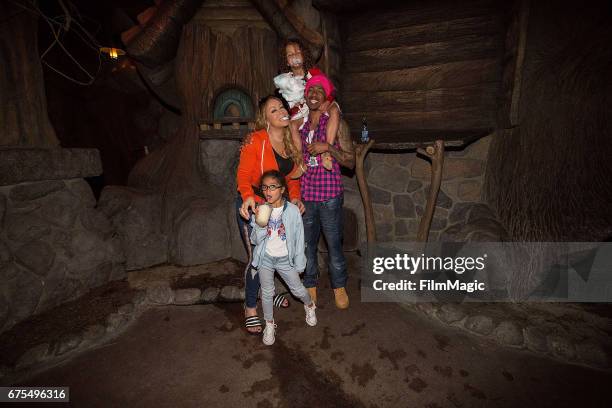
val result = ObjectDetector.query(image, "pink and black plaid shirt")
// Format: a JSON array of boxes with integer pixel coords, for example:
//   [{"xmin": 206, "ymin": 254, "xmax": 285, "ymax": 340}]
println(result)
[{"xmin": 300, "ymin": 113, "xmax": 343, "ymax": 202}]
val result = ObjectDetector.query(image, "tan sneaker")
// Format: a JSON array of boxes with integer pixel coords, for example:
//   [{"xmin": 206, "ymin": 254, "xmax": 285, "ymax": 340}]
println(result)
[
  {"xmin": 307, "ymin": 287, "xmax": 317, "ymax": 304},
  {"xmin": 334, "ymin": 287, "xmax": 349, "ymax": 309},
  {"xmin": 322, "ymin": 152, "xmax": 333, "ymax": 171}
]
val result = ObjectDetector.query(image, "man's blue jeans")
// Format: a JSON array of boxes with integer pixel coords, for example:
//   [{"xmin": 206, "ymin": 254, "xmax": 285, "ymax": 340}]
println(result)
[
  {"xmin": 235, "ymin": 194, "xmax": 259, "ymax": 308},
  {"xmin": 302, "ymin": 194, "xmax": 347, "ymax": 289}
]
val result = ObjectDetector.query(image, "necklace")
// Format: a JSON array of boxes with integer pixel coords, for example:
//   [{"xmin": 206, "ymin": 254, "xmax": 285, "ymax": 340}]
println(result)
[{"xmin": 270, "ymin": 137, "xmax": 287, "ymax": 158}]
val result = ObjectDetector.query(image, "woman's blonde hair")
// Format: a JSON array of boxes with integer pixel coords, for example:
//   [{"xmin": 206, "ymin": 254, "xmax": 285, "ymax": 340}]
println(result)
[{"xmin": 255, "ymin": 95, "xmax": 297, "ymax": 160}]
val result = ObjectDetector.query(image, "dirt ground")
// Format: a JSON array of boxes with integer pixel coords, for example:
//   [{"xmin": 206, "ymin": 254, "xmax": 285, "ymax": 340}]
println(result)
[
  {"xmin": 0, "ymin": 280, "xmax": 136, "ymax": 368},
  {"xmin": 12, "ymin": 275, "xmax": 612, "ymax": 408}
]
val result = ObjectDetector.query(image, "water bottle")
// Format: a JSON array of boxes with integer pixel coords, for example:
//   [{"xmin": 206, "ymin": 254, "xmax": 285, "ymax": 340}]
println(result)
[{"xmin": 361, "ymin": 116, "xmax": 369, "ymax": 142}]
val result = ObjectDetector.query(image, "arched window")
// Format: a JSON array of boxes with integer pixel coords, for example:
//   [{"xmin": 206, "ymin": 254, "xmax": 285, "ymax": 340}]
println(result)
[{"xmin": 212, "ymin": 89, "xmax": 254, "ymax": 121}]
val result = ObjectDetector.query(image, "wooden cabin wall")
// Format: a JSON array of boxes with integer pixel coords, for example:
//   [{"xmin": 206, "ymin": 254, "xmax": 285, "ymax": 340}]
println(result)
[
  {"xmin": 484, "ymin": 0, "xmax": 612, "ymax": 241},
  {"xmin": 177, "ymin": 0, "xmax": 278, "ymax": 123},
  {"xmin": 317, "ymin": 10, "xmax": 343, "ymax": 93},
  {"xmin": 338, "ymin": 0, "xmax": 507, "ymax": 134}
]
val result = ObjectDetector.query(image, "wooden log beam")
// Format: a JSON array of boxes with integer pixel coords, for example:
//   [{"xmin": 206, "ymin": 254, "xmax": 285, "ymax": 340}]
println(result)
[
  {"xmin": 194, "ymin": 6, "xmax": 266, "ymax": 21},
  {"xmin": 344, "ymin": 108, "xmax": 496, "ymax": 132},
  {"xmin": 343, "ymin": 59, "xmax": 500, "ymax": 92},
  {"xmin": 313, "ymin": 0, "xmax": 386, "ymax": 12},
  {"xmin": 346, "ymin": 15, "xmax": 501, "ymax": 52},
  {"xmin": 126, "ymin": 0, "xmax": 205, "ymax": 67},
  {"xmin": 199, "ymin": 129, "xmax": 247, "ymax": 140},
  {"xmin": 250, "ymin": 0, "xmax": 322, "ymax": 60},
  {"xmin": 349, "ymin": 128, "xmax": 492, "ymax": 149},
  {"xmin": 344, "ymin": 34, "xmax": 500, "ymax": 73},
  {"xmin": 343, "ymin": 84, "xmax": 498, "ymax": 114},
  {"xmin": 342, "ymin": 0, "xmax": 500, "ymax": 37},
  {"xmin": 280, "ymin": 5, "xmax": 324, "ymax": 48},
  {"xmin": 417, "ymin": 140, "xmax": 445, "ymax": 242},
  {"xmin": 355, "ymin": 139, "xmax": 376, "ymax": 243}
]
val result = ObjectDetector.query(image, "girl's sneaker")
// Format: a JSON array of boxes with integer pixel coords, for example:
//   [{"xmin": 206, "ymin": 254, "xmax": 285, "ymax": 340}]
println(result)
[
  {"xmin": 263, "ymin": 320, "xmax": 277, "ymax": 345},
  {"xmin": 290, "ymin": 103, "xmax": 309, "ymax": 121},
  {"xmin": 304, "ymin": 303, "xmax": 317, "ymax": 326}
]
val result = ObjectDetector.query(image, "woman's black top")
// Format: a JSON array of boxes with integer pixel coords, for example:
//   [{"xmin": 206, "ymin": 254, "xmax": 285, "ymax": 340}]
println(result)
[
  {"xmin": 273, "ymin": 148, "xmax": 294, "ymax": 177},
  {"xmin": 252, "ymin": 148, "xmax": 294, "ymax": 198}
]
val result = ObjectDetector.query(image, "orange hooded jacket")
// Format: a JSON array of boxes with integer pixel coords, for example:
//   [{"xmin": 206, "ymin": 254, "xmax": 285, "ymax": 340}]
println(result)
[{"xmin": 236, "ymin": 129, "xmax": 300, "ymax": 203}]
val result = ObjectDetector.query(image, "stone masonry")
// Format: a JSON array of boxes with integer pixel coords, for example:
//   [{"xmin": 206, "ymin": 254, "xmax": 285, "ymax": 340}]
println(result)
[
  {"xmin": 342, "ymin": 134, "xmax": 493, "ymax": 243},
  {"xmin": 0, "ymin": 148, "xmax": 125, "ymax": 334}
]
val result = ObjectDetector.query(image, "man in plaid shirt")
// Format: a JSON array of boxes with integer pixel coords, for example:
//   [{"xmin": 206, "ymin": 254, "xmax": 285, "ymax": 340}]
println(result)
[{"xmin": 297, "ymin": 74, "xmax": 351, "ymax": 309}]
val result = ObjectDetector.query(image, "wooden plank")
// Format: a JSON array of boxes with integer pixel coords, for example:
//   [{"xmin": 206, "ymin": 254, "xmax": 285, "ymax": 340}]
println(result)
[
  {"xmin": 344, "ymin": 34, "xmax": 501, "ymax": 73},
  {"xmin": 281, "ymin": 6, "xmax": 324, "ymax": 46},
  {"xmin": 342, "ymin": 84, "xmax": 498, "ymax": 113},
  {"xmin": 350, "ymin": 128, "xmax": 493, "ymax": 148},
  {"xmin": 176, "ymin": 24, "xmax": 277, "ymax": 123},
  {"xmin": 193, "ymin": 6, "xmax": 265, "ymax": 22},
  {"xmin": 199, "ymin": 20, "xmax": 272, "ymax": 32},
  {"xmin": 345, "ymin": 15, "xmax": 500, "ymax": 52},
  {"xmin": 313, "ymin": 0, "xmax": 390, "ymax": 12},
  {"xmin": 342, "ymin": 58, "xmax": 500, "ymax": 92},
  {"xmin": 200, "ymin": 129, "xmax": 247, "ymax": 140},
  {"xmin": 341, "ymin": 0, "xmax": 500, "ymax": 37},
  {"xmin": 201, "ymin": 0, "xmax": 252, "ymax": 7},
  {"xmin": 498, "ymin": 0, "xmax": 530, "ymax": 128},
  {"xmin": 343, "ymin": 107, "xmax": 496, "ymax": 132}
]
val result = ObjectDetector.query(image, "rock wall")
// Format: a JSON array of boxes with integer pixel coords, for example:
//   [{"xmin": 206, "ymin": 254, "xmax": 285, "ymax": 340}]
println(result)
[
  {"xmin": 199, "ymin": 140, "xmax": 246, "ymax": 263},
  {"xmin": 0, "ymin": 149, "xmax": 125, "ymax": 334},
  {"xmin": 94, "ymin": 134, "xmax": 495, "ymax": 273},
  {"xmin": 342, "ymin": 134, "xmax": 493, "ymax": 243},
  {"xmin": 98, "ymin": 139, "xmax": 245, "ymax": 270}
]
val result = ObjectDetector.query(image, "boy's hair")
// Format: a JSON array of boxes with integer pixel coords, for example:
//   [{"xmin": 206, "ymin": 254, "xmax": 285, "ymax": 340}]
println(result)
[
  {"xmin": 279, "ymin": 38, "xmax": 313, "ymax": 74},
  {"xmin": 260, "ymin": 170, "xmax": 289, "ymax": 199}
]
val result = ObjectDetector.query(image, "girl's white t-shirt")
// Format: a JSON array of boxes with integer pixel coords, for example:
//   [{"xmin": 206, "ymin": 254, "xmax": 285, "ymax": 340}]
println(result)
[{"xmin": 265, "ymin": 207, "xmax": 288, "ymax": 257}]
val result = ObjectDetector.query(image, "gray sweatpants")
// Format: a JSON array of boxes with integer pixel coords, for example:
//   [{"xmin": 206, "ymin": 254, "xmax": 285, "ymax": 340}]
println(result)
[{"xmin": 258, "ymin": 253, "xmax": 312, "ymax": 322}]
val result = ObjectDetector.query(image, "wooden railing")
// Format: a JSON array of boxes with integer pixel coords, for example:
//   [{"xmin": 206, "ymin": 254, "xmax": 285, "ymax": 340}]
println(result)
[{"xmin": 199, "ymin": 118, "xmax": 255, "ymax": 140}]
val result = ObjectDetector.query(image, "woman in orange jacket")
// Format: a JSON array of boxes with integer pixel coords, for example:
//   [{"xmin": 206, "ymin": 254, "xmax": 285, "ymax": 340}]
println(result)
[{"xmin": 236, "ymin": 95, "xmax": 305, "ymax": 334}]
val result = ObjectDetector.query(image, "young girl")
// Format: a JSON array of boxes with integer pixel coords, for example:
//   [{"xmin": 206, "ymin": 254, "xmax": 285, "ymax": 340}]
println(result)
[
  {"xmin": 250, "ymin": 170, "xmax": 317, "ymax": 345},
  {"xmin": 273, "ymin": 39, "xmax": 341, "ymax": 176}
]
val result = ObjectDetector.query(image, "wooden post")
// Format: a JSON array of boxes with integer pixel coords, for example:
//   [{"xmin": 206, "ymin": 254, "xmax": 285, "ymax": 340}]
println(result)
[
  {"xmin": 355, "ymin": 139, "xmax": 376, "ymax": 243},
  {"xmin": 322, "ymin": 18, "xmax": 330, "ymax": 75},
  {"xmin": 498, "ymin": 0, "xmax": 530, "ymax": 128},
  {"xmin": 416, "ymin": 140, "xmax": 445, "ymax": 242}
]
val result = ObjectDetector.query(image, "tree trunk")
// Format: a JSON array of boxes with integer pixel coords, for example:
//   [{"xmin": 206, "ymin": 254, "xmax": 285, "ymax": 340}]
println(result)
[{"xmin": 0, "ymin": 0, "xmax": 58, "ymax": 147}]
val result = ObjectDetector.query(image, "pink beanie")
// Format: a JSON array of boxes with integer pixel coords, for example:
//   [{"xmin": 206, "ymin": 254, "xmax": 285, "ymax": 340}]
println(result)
[{"xmin": 305, "ymin": 74, "xmax": 334, "ymax": 99}]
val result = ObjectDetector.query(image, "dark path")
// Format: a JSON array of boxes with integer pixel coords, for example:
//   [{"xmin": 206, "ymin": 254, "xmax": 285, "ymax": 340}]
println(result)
[{"xmin": 19, "ymin": 273, "xmax": 612, "ymax": 408}]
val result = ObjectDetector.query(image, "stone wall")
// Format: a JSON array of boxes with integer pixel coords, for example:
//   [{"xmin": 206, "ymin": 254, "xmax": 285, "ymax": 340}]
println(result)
[
  {"xmin": 199, "ymin": 140, "xmax": 246, "ymax": 263},
  {"xmin": 102, "ymin": 131, "xmax": 493, "ymax": 274},
  {"xmin": 0, "ymin": 149, "xmax": 125, "ymax": 334},
  {"xmin": 342, "ymin": 134, "xmax": 493, "ymax": 243}
]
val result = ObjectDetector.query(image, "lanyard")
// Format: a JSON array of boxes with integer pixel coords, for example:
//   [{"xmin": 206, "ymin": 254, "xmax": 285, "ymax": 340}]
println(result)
[{"xmin": 306, "ymin": 129, "xmax": 315, "ymax": 144}]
